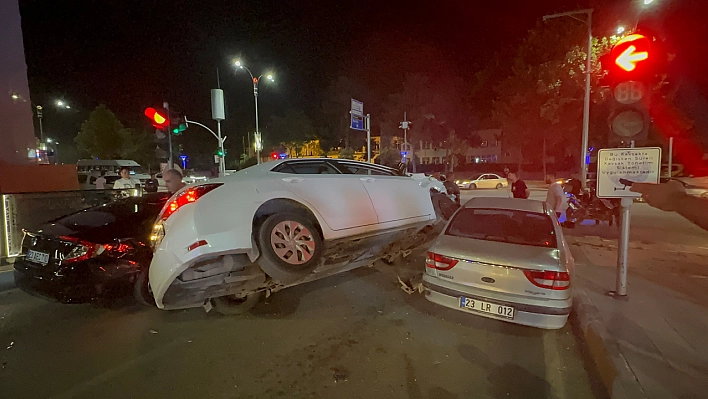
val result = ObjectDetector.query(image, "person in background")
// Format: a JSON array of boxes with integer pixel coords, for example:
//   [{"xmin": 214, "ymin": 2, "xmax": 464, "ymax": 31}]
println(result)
[
  {"xmin": 507, "ymin": 171, "xmax": 530, "ymax": 199},
  {"xmin": 631, "ymin": 180, "xmax": 708, "ymax": 231},
  {"xmin": 144, "ymin": 172, "xmax": 159, "ymax": 193},
  {"xmin": 112, "ymin": 167, "xmax": 140, "ymax": 189},
  {"xmin": 94, "ymin": 171, "xmax": 106, "ymax": 190},
  {"xmin": 440, "ymin": 174, "xmax": 461, "ymax": 205},
  {"xmin": 545, "ymin": 173, "xmax": 565, "ymax": 218},
  {"xmin": 163, "ymin": 169, "xmax": 187, "ymax": 194}
]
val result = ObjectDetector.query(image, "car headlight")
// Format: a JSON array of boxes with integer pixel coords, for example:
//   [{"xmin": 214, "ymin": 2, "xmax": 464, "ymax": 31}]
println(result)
[{"xmin": 150, "ymin": 221, "xmax": 165, "ymax": 250}]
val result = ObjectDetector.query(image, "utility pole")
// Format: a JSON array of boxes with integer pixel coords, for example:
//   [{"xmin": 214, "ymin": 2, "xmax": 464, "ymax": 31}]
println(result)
[
  {"xmin": 399, "ymin": 112, "xmax": 411, "ymax": 173},
  {"xmin": 36, "ymin": 105, "xmax": 44, "ymax": 143}
]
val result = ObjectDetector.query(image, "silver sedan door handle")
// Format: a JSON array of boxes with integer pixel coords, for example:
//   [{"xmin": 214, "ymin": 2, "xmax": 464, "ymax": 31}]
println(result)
[
  {"xmin": 359, "ymin": 177, "xmax": 376, "ymax": 183},
  {"xmin": 282, "ymin": 177, "xmax": 304, "ymax": 183}
]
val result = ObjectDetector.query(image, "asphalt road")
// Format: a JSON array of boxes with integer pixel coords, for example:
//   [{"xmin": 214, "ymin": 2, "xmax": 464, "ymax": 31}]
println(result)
[
  {"xmin": 0, "ymin": 249, "xmax": 604, "ymax": 399},
  {"xmin": 5, "ymin": 185, "xmax": 701, "ymax": 399}
]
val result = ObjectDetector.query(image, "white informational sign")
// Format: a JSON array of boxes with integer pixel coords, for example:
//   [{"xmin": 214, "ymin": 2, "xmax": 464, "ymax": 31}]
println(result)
[
  {"xmin": 597, "ymin": 147, "xmax": 661, "ymax": 198},
  {"xmin": 351, "ymin": 99, "xmax": 363, "ymax": 116}
]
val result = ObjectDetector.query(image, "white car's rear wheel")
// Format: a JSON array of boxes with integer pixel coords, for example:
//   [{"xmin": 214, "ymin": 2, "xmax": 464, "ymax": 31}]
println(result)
[
  {"xmin": 496, "ymin": 183, "xmax": 503, "ymax": 189},
  {"xmin": 470, "ymin": 183, "xmax": 477, "ymax": 189},
  {"xmin": 212, "ymin": 291, "xmax": 264, "ymax": 316},
  {"xmin": 257, "ymin": 212, "xmax": 323, "ymax": 283}
]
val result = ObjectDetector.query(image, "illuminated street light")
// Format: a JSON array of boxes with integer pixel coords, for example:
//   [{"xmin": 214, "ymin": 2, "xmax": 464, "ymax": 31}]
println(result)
[
  {"xmin": 617, "ymin": 26, "xmax": 625, "ymax": 34},
  {"xmin": 643, "ymin": 0, "xmax": 654, "ymax": 5},
  {"xmin": 232, "ymin": 60, "xmax": 276, "ymax": 164},
  {"xmin": 55, "ymin": 100, "xmax": 70, "ymax": 109},
  {"xmin": 11, "ymin": 93, "xmax": 19, "ymax": 100}
]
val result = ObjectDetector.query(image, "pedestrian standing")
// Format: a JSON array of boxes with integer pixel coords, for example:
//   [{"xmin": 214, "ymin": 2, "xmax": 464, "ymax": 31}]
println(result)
[
  {"xmin": 545, "ymin": 173, "xmax": 565, "ymax": 218},
  {"xmin": 94, "ymin": 172, "xmax": 106, "ymax": 190},
  {"xmin": 507, "ymin": 172, "xmax": 530, "ymax": 199},
  {"xmin": 144, "ymin": 172, "xmax": 159, "ymax": 193},
  {"xmin": 112, "ymin": 167, "xmax": 140, "ymax": 189}
]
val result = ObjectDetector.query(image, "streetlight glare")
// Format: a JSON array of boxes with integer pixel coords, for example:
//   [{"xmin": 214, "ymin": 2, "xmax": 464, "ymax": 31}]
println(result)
[
  {"xmin": 11, "ymin": 93, "xmax": 19, "ymax": 100},
  {"xmin": 234, "ymin": 60, "xmax": 241, "ymax": 67},
  {"xmin": 617, "ymin": 26, "xmax": 625, "ymax": 34},
  {"xmin": 65, "ymin": 105, "xmax": 71, "ymax": 109},
  {"xmin": 267, "ymin": 74, "xmax": 274, "ymax": 81},
  {"xmin": 643, "ymin": 0, "xmax": 654, "ymax": 4},
  {"xmin": 56, "ymin": 100, "xmax": 65, "ymax": 107}
]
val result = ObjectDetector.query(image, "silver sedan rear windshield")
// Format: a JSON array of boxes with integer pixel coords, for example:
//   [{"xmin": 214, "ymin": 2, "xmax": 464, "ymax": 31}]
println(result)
[{"xmin": 446, "ymin": 208, "xmax": 556, "ymax": 248}]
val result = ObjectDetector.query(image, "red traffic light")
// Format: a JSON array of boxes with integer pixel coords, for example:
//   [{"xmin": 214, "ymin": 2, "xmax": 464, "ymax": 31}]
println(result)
[
  {"xmin": 144, "ymin": 107, "xmax": 170, "ymax": 129},
  {"xmin": 612, "ymin": 34, "xmax": 650, "ymax": 73}
]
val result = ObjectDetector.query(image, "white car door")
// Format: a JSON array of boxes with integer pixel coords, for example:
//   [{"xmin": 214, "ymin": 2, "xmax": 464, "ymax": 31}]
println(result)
[
  {"xmin": 273, "ymin": 160, "xmax": 378, "ymax": 231},
  {"xmin": 335, "ymin": 161, "xmax": 432, "ymax": 224},
  {"xmin": 477, "ymin": 174, "xmax": 489, "ymax": 189}
]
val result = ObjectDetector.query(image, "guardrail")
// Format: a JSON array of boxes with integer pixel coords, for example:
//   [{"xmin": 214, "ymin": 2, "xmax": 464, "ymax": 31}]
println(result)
[{"xmin": 1, "ymin": 188, "xmax": 142, "ymax": 263}]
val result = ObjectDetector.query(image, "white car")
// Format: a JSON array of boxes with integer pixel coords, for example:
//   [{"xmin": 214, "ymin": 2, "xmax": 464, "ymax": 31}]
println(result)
[
  {"xmin": 149, "ymin": 158, "xmax": 442, "ymax": 314},
  {"xmin": 423, "ymin": 198, "xmax": 573, "ymax": 329},
  {"xmin": 455, "ymin": 173, "xmax": 508, "ymax": 190}
]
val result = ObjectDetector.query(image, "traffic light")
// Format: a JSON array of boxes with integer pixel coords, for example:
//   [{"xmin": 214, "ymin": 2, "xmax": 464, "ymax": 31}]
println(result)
[
  {"xmin": 605, "ymin": 33, "xmax": 653, "ymax": 147},
  {"xmin": 170, "ymin": 111, "xmax": 188, "ymax": 135},
  {"xmin": 144, "ymin": 107, "xmax": 169, "ymax": 129}
]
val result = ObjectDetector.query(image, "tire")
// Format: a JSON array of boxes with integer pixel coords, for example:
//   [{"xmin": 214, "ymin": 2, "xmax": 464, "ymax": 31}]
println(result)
[
  {"xmin": 133, "ymin": 268, "xmax": 154, "ymax": 307},
  {"xmin": 496, "ymin": 183, "xmax": 503, "ymax": 189},
  {"xmin": 470, "ymin": 183, "xmax": 477, "ymax": 190},
  {"xmin": 212, "ymin": 291, "xmax": 264, "ymax": 316},
  {"xmin": 256, "ymin": 212, "xmax": 323, "ymax": 283}
]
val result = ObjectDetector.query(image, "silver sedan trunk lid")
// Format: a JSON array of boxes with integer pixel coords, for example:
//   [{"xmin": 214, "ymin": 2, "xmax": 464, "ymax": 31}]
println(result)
[{"xmin": 428, "ymin": 235, "xmax": 569, "ymax": 301}]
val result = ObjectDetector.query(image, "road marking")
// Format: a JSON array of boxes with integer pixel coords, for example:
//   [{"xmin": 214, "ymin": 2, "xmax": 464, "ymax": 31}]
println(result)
[
  {"xmin": 48, "ymin": 339, "xmax": 182, "ymax": 399},
  {"xmin": 543, "ymin": 330, "xmax": 566, "ymax": 399}
]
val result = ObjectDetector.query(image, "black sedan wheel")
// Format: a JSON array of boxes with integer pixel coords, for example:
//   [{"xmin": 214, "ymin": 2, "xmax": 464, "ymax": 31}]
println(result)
[
  {"xmin": 133, "ymin": 268, "xmax": 154, "ymax": 306},
  {"xmin": 257, "ymin": 212, "xmax": 323, "ymax": 283}
]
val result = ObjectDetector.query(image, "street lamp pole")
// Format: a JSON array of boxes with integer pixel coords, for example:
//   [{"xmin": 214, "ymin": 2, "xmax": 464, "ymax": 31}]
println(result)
[
  {"xmin": 543, "ymin": 8, "xmax": 593, "ymax": 188},
  {"xmin": 234, "ymin": 61, "xmax": 274, "ymax": 165},
  {"xmin": 36, "ymin": 105, "xmax": 44, "ymax": 142}
]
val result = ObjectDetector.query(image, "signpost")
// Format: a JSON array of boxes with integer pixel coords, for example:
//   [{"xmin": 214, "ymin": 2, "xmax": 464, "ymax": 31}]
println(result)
[
  {"xmin": 350, "ymin": 98, "xmax": 371, "ymax": 163},
  {"xmin": 597, "ymin": 147, "xmax": 661, "ymax": 297},
  {"xmin": 399, "ymin": 112, "xmax": 411, "ymax": 173}
]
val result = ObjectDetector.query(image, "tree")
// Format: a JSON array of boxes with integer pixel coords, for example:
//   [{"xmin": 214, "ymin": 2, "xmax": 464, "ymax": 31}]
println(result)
[
  {"xmin": 74, "ymin": 104, "xmax": 129, "ymax": 159},
  {"xmin": 492, "ymin": 21, "xmax": 619, "ymax": 175},
  {"xmin": 338, "ymin": 148, "xmax": 355, "ymax": 159},
  {"xmin": 319, "ymin": 76, "xmax": 372, "ymax": 151},
  {"xmin": 377, "ymin": 146, "xmax": 401, "ymax": 167},
  {"xmin": 120, "ymin": 128, "xmax": 158, "ymax": 168},
  {"xmin": 266, "ymin": 109, "xmax": 316, "ymax": 157}
]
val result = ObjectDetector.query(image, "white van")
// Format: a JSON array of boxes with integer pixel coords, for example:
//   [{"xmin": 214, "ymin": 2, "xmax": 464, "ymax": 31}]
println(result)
[{"xmin": 77, "ymin": 160, "xmax": 152, "ymax": 190}]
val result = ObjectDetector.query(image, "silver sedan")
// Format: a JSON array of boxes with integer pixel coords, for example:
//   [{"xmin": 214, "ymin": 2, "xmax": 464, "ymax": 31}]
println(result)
[{"xmin": 422, "ymin": 197, "xmax": 574, "ymax": 329}]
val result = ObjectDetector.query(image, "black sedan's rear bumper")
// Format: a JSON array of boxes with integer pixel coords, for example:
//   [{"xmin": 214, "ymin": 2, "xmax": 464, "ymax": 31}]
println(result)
[{"xmin": 13, "ymin": 258, "xmax": 140, "ymax": 304}]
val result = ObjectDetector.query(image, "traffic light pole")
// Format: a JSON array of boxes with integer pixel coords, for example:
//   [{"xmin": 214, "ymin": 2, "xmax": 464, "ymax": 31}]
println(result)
[
  {"xmin": 164, "ymin": 101, "xmax": 173, "ymax": 169},
  {"xmin": 543, "ymin": 8, "xmax": 593, "ymax": 188},
  {"xmin": 581, "ymin": 10, "xmax": 592, "ymax": 189},
  {"xmin": 184, "ymin": 117, "xmax": 226, "ymax": 176}
]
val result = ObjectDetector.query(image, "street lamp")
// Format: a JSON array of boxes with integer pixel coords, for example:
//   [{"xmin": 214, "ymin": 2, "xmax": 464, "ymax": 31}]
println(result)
[
  {"xmin": 11, "ymin": 93, "xmax": 19, "ymax": 100},
  {"xmin": 55, "ymin": 100, "xmax": 70, "ymax": 109},
  {"xmin": 46, "ymin": 138, "xmax": 60, "ymax": 164},
  {"xmin": 617, "ymin": 26, "xmax": 626, "ymax": 34},
  {"xmin": 543, "ymin": 9, "xmax": 593, "ymax": 189},
  {"xmin": 233, "ymin": 59, "xmax": 275, "ymax": 164},
  {"xmin": 643, "ymin": 0, "xmax": 654, "ymax": 5}
]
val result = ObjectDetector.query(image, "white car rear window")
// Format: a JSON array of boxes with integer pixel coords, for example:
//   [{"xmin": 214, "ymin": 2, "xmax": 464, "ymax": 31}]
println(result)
[{"xmin": 446, "ymin": 208, "xmax": 556, "ymax": 248}]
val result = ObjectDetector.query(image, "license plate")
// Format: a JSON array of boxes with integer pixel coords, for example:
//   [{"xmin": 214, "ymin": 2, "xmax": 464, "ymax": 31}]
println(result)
[
  {"xmin": 460, "ymin": 297, "xmax": 515, "ymax": 319},
  {"xmin": 26, "ymin": 250, "xmax": 50, "ymax": 266}
]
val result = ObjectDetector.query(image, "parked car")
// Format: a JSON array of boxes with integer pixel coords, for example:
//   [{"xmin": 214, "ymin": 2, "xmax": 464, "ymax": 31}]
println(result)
[
  {"xmin": 149, "ymin": 158, "xmax": 442, "ymax": 315},
  {"xmin": 422, "ymin": 197, "xmax": 574, "ymax": 329},
  {"xmin": 455, "ymin": 173, "xmax": 508, "ymax": 190},
  {"xmin": 14, "ymin": 192, "xmax": 171, "ymax": 304}
]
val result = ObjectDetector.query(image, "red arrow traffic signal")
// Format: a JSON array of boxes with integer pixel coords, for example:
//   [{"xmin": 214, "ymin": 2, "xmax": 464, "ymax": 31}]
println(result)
[
  {"xmin": 612, "ymin": 34, "xmax": 651, "ymax": 73},
  {"xmin": 144, "ymin": 107, "xmax": 169, "ymax": 129}
]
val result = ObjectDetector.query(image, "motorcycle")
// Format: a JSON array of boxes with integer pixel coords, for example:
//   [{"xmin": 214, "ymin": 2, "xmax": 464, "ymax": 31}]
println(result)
[{"xmin": 564, "ymin": 179, "xmax": 620, "ymax": 227}]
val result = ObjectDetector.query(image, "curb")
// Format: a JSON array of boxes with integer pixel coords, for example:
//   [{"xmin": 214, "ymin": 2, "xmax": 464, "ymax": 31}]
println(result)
[{"xmin": 573, "ymin": 279, "xmax": 646, "ymax": 399}]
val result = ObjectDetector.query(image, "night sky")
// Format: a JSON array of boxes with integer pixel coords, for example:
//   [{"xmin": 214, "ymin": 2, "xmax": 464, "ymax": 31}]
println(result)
[{"xmin": 17, "ymin": 0, "xmax": 708, "ymax": 161}]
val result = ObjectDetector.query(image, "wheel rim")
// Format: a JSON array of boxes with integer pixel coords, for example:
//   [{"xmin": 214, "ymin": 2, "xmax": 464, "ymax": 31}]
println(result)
[{"xmin": 270, "ymin": 220, "xmax": 316, "ymax": 265}]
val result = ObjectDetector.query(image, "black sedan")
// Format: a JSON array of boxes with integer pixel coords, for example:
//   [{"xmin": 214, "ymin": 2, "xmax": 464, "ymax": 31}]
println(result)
[{"xmin": 13, "ymin": 192, "xmax": 170, "ymax": 304}]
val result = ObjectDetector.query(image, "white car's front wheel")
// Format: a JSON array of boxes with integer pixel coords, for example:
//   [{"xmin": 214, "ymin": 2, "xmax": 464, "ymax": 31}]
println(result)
[{"xmin": 257, "ymin": 212, "xmax": 323, "ymax": 283}]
